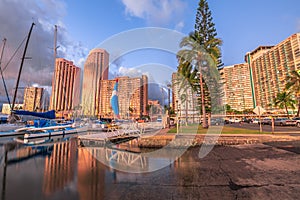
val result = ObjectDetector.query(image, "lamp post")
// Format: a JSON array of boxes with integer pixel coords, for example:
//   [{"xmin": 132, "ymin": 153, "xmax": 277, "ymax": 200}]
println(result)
[
  {"xmin": 167, "ymin": 83, "xmax": 171, "ymax": 111},
  {"xmin": 176, "ymin": 100, "xmax": 179, "ymax": 134}
]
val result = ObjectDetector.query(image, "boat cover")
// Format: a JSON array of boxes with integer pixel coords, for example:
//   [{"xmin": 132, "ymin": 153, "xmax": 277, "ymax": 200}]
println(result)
[{"xmin": 14, "ymin": 110, "xmax": 56, "ymax": 119}]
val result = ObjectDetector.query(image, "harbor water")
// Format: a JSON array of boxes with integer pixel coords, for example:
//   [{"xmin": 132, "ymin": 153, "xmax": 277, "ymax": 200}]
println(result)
[
  {"xmin": 1, "ymin": 131, "xmax": 300, "ymax": 199},
  {"xmin": 0, "ymin": 133, "xmax": 186, "ymax": 200}
]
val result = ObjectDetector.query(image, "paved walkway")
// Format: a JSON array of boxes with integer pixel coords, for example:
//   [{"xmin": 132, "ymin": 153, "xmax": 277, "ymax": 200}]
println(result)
[{"xmin": 105, "ymin": 142, "xmax": 300, "ymax": 200}]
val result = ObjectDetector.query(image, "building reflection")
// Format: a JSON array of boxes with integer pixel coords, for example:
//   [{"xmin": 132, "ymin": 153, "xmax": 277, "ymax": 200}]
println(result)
[
  {"xmin": 43, "ymin": 140, "xmax": 77, "ymax": 196},
  {"xmin": 77, "ymin": 147, "xmax": 105, "ymax": 200}
]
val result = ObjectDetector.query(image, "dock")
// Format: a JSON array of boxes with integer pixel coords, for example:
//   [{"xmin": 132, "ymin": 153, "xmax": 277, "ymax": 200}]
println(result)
[
  {"xmin": 78, "ymin": 129, "xmax": 141, "ymax": 146},
  {"xmin": 0, "ymin": 124, "xmax": 26, "ymax": 137}
]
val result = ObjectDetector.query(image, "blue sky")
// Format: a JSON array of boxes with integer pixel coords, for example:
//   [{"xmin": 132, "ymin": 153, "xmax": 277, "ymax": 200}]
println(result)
[
  {"xmin": 62, "ymin": 0, "xmax": 300, "ymax": 66},
  {"xmin": 0, "ymin": 0, "xmax": 300, "ymax": 103},
  {"xmin": 58, "ymin": 0, "xmax": 300, "ymax": 88}
]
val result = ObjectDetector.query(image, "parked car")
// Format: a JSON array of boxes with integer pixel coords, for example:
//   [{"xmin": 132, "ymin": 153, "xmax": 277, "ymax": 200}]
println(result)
[
  {"xmin": 252, "ymin": 118, "xmax": 259, "ymax": 124},
  {"xmin": 293, "ymin": 117, "xmax": 300, "ymax": 127},
  {"xmin": 259, "ymin": 118, "xmax": 272, "ymax": 125},
  {"xmin": 210, "ymin": 118, "xmax": 224, "ymax": 125},
  {"xmin": 224, "ymin": 118, "xmax": 230, "ymax": 124},
  {"xmin": 229, "ymin": 118, "xmax": 241, "ymax": 123},
  {"xmin": 241, "ymin": 118, "xmax": 252, "ymax": 123},
  {"xmin": 274, "ymin": 118, "xmax": 296, "ymax": 126}
]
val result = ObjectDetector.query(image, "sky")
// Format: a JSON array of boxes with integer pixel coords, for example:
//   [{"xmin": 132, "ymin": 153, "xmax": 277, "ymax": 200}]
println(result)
[{"xmin": 0, "ymin": 0, "xmax": 300, "ymax": 104}]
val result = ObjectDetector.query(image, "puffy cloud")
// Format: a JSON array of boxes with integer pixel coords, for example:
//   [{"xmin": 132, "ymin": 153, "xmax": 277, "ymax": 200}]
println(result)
[
  {"xmin": 0, "ymin": 0, "xmax": 87, "ymax": 103},
  {"xmin": 121, "ymin": 0, "xmax": 187, "ymax": 27},
  {"xmin": 118, "ymin": 66, "xmax": 143, "ymax": 77}
]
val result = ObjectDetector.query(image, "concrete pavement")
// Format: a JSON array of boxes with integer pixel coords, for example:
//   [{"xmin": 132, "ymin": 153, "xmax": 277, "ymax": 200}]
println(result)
[{"xmin": 106, "ymin": 142, "xmax": 300, "ymax": 199}]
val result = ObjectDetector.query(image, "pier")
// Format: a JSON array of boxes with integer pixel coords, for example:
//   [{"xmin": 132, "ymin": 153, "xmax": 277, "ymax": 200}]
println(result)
[{"xmin": 78, "ymin": 129, "xmax": 141, "ymax": 146}]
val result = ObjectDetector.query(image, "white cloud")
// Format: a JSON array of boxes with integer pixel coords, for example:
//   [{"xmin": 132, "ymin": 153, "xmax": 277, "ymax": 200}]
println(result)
[
  {"xmin": 175, "ymin": 21, "xmax": 185, "ymax": 31},
  {"xmin": 118, "ymin": 66, "xmax": 143, "ymax": 77},
  {"xmin": 0, "ymin": 0, "xmax": 87, "ymax": 103},
  {"xmin": 0, "ymin": 0, "xmax": 87, "ymax": 78},
  {"xmin": 121, "ymin": 0, "xmax": 187, "ymax": 27}
]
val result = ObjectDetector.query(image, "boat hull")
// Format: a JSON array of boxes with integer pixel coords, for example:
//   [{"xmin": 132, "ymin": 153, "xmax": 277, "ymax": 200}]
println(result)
[{"xmin": 14, "ymin": 125, "xmax": 88, "ymax": 146}]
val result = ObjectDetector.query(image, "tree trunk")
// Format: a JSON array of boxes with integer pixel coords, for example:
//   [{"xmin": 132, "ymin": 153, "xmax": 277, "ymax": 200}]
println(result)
[
  {"xmin": 199, "ymin": 73, "xmax": 208, "ymax": 128},
  {"xmin": 192, "ymin": 90, "xmax": 195, "ymax": 124},
  {"xmin": 285, "ymin": 104, "xmax": 289, "ymax": 117},
  {"xmin": 185, "ymin": 91, "xmax": 188, "ymax": 126},
  {"xmin": 297, "ymin": 99, "xmax": 300, "ymax": 117}
]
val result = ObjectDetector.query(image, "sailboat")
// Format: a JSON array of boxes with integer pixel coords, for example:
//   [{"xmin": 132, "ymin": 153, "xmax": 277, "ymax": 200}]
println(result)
[
  {"xmin": 0, "ymin": 36, "xmax": 25, "ymax": 133},
  {"xmin": 0, "ymin": 23, "xmax": 87, "ymax": 142}
]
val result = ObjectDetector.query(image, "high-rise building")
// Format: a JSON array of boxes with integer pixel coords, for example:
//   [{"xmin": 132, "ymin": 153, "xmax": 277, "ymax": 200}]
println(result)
[
  {"xmin": 172, "ymin": 72, "xmax": 198, "ymax": 121},
  {"xmin": 245, "ymin": 33, "xmax": 300, "ymax": 110},
  {"xmin": 219, "ymin": 64, "xmax": 254, "ymax": 111},
  {"xmin": 172, "ymin": 73, "xmax": 180, "ymax": 112},
  {"xmin": 50, "ymin": 58, "xmax": 81, "ymax": 116},
  {"xmin": 141, "ymin": 75, "xmax": 148, "ymax": 116},
  {"xmin": 99, "ymin": 79, "xmax": 115, "ymax": 118},
  {"xmin": 82, "ymin": 48, "xmax": 109, "ymax": 116},
  {"xmin": 99, "ymin": 76, "xmax": 148, "ymax": 119},
  {"xmin": 23, "ymin": 87, "xmax": 44, "ymax": 111}
]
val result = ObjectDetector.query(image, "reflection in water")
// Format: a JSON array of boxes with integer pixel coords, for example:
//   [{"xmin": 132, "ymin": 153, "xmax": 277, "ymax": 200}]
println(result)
[
  {"xmin": 81, "ymin": 137, "xmax": 187, "ymax": 173},
  {"xmin": 77, "ymin": 148, "xmax": 105, "ymax": 200},
  {"xmin": 0, "ymin": 137, "xmax": 188, "ymax": 200},
  {"xmin": 43, "ymin": 141, "xmax": 77, "ymax": 196}
]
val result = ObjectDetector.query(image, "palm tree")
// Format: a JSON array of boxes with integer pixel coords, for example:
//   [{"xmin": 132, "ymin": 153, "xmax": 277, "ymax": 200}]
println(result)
[
  {"xmin": 175, "ymin": 61, "xmax": 196, "ymax": 125},
  {"xmin": 274, "ymin": 91, "xmax": 296, "ymax": 116},
  {"xmin": 176, "ymin": 0, "xmax": 222, "ymax": 128},
  {"xmin": 286, "ymin": 70, "xmax": 300, "ymax": 116},
  {"xmin": 177, "ymin": 32, "xmax": 222, "ymax": 128}
]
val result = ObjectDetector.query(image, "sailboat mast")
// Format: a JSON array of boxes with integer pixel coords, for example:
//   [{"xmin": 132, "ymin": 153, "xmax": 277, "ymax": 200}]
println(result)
[
  {"xmin": 54, "ymin": 25, "xmax": 57, "ymax": 60},
  {"xmin": 11, "ymin": 22, "xmax": 35, "ymax": 111},
  {"xmin": 0, "ymin": 38, "xmax": 12, "ymax": 108},
  {"xmin": 51, "ymin": 25, "xmax": 58, "ymax": 110}
]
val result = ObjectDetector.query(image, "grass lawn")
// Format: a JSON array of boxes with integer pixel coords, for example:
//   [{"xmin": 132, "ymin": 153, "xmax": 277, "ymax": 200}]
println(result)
[{"xmin": 168, "ymin": 125, "xmax": 271, "ymax": 134}]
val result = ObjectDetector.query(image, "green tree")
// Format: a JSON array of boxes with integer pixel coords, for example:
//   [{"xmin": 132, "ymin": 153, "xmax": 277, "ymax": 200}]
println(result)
[
  {"xmin": 176, "ymin": 61, "xmax": 198, "ymax": 124},
  {"xmin": 286, "ymin": 70, "xmax": 300, "ymax": 116},
  {"xmin": 225, "ymin": 104, "xmax": 233, "ymax": 114},
  {"xmin": 195, "ymin": 0, "xmax": 223, "ymax": 68},
  {"xmin": 177, "ymin": 0, "xmax": 222, "ymax": 128},
  {"xmin": 274, "ymin": 91, "xmax": 296, "ymax": 116}
]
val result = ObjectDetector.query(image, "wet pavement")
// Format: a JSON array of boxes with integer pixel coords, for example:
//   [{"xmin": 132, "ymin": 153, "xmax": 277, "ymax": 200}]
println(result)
[{"xmin": 107, "ymin": 141, "xmax": 300, "ymax": 200}]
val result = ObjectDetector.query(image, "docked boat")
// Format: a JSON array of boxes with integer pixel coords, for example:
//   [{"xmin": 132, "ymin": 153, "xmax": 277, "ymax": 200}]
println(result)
[
  {"xmin": 14, "ymin": 134, "xmax": 72, "ymax": 146},
  {"xmin": 88, "ymin": 120, "xmax": 109, "ymax": 131},
  {"xmin": 14, "ymin": 123, "xmax": 87, "ymax": 145}
]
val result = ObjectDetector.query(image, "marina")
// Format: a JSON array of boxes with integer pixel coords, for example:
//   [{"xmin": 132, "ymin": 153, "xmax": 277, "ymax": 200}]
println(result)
[{"xmin": 0, "ymin": 132, "xmax": 300, "ymax": 199}]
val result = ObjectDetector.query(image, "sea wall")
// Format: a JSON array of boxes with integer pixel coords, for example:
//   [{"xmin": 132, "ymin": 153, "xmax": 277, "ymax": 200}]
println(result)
[{"xmin": 138, "ymin": 134, "xmax": 299, "ymax": 148}]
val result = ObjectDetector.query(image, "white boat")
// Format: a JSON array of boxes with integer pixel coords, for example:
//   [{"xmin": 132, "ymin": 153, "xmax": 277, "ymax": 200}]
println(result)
[
  {"xmin": 14, "ymin": 123, "xmax": 87, "ymax": 145},
  {"xmin": 14, "ymin": 135, "xmax": 72, "ymax": 146}
]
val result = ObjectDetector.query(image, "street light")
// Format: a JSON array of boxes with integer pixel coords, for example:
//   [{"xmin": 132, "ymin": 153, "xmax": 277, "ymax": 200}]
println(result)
[{"xmin": 176, "ymin": 100, "xmax": 179, "ymax": 134}]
